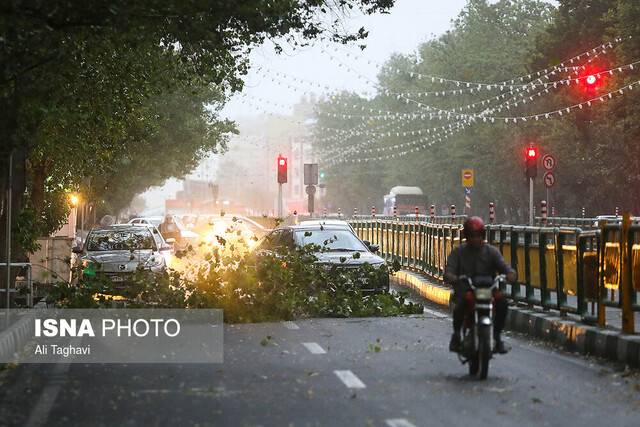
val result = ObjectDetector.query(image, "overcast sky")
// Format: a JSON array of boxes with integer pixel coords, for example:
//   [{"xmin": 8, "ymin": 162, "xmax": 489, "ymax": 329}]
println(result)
[
  {"xmin": 222, "ymin": 0, "xmax": 470, "ymax": 119},
  {"xmin": 142, "ymin": 0, "xmax": 474, "ymax": 210}
]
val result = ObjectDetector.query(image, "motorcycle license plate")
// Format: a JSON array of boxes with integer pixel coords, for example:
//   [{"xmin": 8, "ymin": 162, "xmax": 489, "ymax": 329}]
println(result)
[
  {"xmin": 475, "ymin": 288, "xmax": 492, "ymax": 300},
  {"xmin": 110, "ymin": 276, "xmax": 124, "ymax": 282}
]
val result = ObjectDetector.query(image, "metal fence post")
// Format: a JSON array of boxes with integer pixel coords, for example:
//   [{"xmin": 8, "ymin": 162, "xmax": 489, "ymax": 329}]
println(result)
[
  {"xmin": 576, "ymin": 229, "xmax": 587, "ymax": 318},
  {"xmin": 539, "ymin": 230, "xmax": 550, "ymax": 308},
  {"xmin": 621, "ymin": 213, "xmax": 635, "ymax": 333},
  {"xmin": 524, "ymin": 229, "xmax": 533, "ymax": 304}
]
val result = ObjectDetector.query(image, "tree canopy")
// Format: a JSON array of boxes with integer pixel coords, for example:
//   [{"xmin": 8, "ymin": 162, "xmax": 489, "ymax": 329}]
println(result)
[
  {"xmin": 0, "ymin": 0, "xmax": 395, "ymax": 256},
  {"xmin": 314, "ymin": 0, "xmax": 640, "ymax": 221}
]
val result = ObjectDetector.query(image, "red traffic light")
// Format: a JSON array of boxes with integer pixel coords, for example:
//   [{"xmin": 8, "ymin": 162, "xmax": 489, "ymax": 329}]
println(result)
[
  {"xmin": 578, "ymin": 64, "xmax": 605, "ymax": 92},
  {"xmin": 277, "ymin": 155, "xmax": 287, "ymax": 184},
  {"xmin": 526, "ymin": 146, "xmax": 538, "ymax": 160}
]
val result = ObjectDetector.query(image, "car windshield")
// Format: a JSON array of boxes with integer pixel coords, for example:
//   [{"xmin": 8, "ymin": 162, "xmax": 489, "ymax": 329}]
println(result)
[
  {"xmin": 293, "ymin": 229, "xmax": 367, "ymax": 251},
  {"xmin": 87, "ymin": 229, "xmax": 156, "ymax": 251}
]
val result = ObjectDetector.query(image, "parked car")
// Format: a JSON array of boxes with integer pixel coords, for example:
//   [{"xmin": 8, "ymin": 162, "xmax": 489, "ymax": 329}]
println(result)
[
  {"xmin": 73, "ymin": 224, "xmax": 173, "ymax": 285},
  {"xmin": 254, "ymin": 224, "xmax": 389, "ymax": 293}
]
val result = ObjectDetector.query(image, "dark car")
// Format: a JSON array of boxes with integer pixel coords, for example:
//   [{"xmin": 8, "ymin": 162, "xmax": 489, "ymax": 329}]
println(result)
[{"xmin": 254, "ymin": 224, "xmax": 389, "ymax": 293}]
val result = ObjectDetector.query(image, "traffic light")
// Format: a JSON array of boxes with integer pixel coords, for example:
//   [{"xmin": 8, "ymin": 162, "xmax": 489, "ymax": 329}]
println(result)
[
  {"xmin": 525, "ymin": 145, "xmax": 538, "ymax": 179},
  {"xmin": 578, "ymin": 65, "xmax": 604, "ymax": 93},
  {"xmin": 277, "ymin": 155, "xmax": 287, "ymax": 184}
]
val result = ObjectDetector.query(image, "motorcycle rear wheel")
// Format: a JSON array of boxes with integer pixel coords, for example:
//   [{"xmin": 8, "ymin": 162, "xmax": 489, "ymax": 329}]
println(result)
[
  {"xmin": 468, "ymin": 356, "xmax": 479, "ymax": 376},
  {"xmin": 478, "ymin": 331, "xmax": 491, "ymax": 380}
]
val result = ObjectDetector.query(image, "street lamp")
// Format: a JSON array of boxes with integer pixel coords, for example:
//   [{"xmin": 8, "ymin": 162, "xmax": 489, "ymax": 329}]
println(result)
[{"xmin": 68, "ymin": 193, "xmax": 81, "ymax": 207}]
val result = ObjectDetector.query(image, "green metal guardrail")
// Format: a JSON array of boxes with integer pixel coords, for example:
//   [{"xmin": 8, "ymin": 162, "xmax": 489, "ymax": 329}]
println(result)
[{"xmin": 350, "ymin": 217, "xmax": 639, "ymax": 333}]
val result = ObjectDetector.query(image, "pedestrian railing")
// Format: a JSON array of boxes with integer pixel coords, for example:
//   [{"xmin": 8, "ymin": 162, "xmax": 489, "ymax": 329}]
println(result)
[
  {"xmin": 533, "ymin": 216, "xmax": 597, "ymax": 228},
  {"xmin": 350, "ymin": 218, "xmax": 639, "ymax": 333}
]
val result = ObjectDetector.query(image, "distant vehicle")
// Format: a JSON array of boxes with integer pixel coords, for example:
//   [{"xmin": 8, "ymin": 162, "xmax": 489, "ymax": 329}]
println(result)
[
  {"xmin": 130, "ymin": 215, "xmax": 199, "ymax": 249},
  {"xmin": 73, "ymin": 225, "xmax": 172, "ymax": 285},
  {"xmin": 254, "ymin": 224, "xmax": 389, "ymax": 293},
  {"xmin": 128, "ymin": 216, "xmax": 163, "ymax": 227},
  {"xmin": 383, "ymin": 186, "xmax": 427, "ymax": 216},
  {"xmin": 593, "ymin": 215, "xmax": 640, "ymax": 227}
]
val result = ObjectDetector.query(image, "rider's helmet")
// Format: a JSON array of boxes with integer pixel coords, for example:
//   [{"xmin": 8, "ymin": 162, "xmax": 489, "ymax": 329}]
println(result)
[{"xmin": 463, "ymin": 216, "xmax": 485, "ymax": 239}]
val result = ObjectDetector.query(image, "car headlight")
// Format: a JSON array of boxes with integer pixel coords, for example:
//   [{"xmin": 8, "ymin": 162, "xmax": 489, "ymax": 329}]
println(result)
[{"xmin": 144, "ymin": 256, "xmax": 164, "ymax": 268}]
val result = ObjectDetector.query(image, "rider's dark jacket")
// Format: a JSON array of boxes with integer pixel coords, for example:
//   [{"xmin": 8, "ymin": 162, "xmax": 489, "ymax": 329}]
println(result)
[{"xmin": 445, "ymin": 243, "xmax": 515, "ymax": 289}]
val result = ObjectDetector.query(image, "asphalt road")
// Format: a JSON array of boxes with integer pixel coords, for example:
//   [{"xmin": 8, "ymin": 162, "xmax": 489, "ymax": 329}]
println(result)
[{"xmin": 0, "ymin": 294, "xmax": 639, "ymax": 427}]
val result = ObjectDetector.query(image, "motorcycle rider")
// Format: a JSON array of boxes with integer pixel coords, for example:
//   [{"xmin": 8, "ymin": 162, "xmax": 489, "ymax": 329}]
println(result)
[
  {"xmin": 158, "ymin": 214, "xmax": 180, "ymax": 243},
  {"xmin": 445, "ymin": 216, "xmax": 516, "ymax": 354}
]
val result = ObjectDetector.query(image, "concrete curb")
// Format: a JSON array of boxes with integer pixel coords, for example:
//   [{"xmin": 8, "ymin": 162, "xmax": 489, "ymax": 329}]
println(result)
[
  {"xmin": 0, "ymin": 314, "xmax": 34, "ymax": 363},
  {"xmin": 0, "ymin": 301, "xmax": 46, "ymax": 363},
  {"xmin": 392, "ymin": 269, "xmax": 640, "ymax": 368}
]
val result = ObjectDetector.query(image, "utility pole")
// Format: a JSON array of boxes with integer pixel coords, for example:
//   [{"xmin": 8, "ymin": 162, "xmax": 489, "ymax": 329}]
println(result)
[{"xmin": 5, "ymin": 150, "xmax": 13, "ymax": 309}]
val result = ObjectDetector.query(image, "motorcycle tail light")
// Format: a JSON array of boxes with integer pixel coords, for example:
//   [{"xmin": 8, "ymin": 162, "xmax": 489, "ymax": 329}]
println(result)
[{"xmin": 475, "ymin": 288, "xmax": 493, "ymax": 300}]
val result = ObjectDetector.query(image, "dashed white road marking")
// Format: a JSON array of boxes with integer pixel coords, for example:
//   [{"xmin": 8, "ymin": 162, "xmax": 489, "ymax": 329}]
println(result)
[
  {"xmin": 283, "ymin": 321, "xmax": 300, "ymax": 330},
  {"xmin": 24, "ymin": 338, "xmax": 81, "ymax": 427},
  {"xmin": 334, "ymin": 370, "xmax": 366, "ymax": 389},
  {"xmin": 302, "ymin": 342, "xmax": 326, "ymax": 354},
  {"xmin": 386, "ymin": 419, "xmax": 417, "ymax": 427},
  {"xmin": 423, "ymin": 307, "xmax": 450, "ymax": 320}
]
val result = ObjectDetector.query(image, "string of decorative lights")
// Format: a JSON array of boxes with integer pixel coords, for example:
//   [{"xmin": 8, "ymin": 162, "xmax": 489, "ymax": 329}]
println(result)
[{"xmin": 334, "ymin": 37, "xmax": 628, "ymax": 88}]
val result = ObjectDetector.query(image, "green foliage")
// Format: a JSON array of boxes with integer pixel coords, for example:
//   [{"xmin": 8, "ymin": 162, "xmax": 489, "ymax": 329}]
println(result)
[
  {"xmin": 315, "ymin": 0, "xmax": 554, "ymax": 222},
  {"xmin": 314, "ymin": 0, "xmax": 640, "ymax": 220},
  {"xmin": 0, "ymin": 0, "xmax": 396, "ymax": 253},
  {"xmin": 47, "ymin": 243, "xmax": 422, "ymax": 323}
]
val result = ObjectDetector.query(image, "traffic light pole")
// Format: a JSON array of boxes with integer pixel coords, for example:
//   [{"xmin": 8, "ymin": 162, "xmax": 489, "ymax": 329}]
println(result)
[
  {"xmin": 278, "ymin": 183, "xmax": 283, "ymax": 218},
  {"xmin": 529, "ymin": 177, "xmax": 534, "ymax": 226}
]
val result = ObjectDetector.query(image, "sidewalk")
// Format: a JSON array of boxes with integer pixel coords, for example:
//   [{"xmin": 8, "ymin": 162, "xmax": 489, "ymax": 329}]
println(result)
[{"xmin": 392, "ymin": 269, "xmax": 640, "ymax": 368}]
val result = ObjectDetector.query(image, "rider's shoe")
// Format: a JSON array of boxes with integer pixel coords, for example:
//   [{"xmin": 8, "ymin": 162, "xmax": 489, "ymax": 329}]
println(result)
[
  {"xmin": 493, "ymin": 337, "xmax": 508, "ymax": 354},
  {"xmin": 449, "ymin": 333, "xmax": 461, "ymax": 352}
]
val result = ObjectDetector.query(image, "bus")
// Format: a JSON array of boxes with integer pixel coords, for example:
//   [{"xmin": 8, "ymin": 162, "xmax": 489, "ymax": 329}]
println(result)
[{"xmin": 383, "ymin": 186, "xmax": 428, "ymax": 216}]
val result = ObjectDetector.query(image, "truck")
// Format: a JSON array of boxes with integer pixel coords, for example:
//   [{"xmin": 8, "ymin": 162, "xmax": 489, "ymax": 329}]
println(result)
[{"xmin": 382, "ymin": 186, "xmax": 428, "ymax": 216}]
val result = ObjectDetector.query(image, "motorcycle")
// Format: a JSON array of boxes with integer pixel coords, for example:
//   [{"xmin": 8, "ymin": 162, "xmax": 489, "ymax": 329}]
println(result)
[{"xmin": 455, "ymin": 274, "xmax": 506, "ymax": 380}]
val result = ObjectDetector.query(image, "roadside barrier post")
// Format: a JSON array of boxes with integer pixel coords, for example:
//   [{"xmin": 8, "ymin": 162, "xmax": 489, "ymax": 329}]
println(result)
[
  {"xmin": 621, "ymin": 213, "xmax": 635, "ymax": 333},
  {"xmin": 337, "ymin": 208, "xmax": 341, "ymax": 218},
  {"xmin": 430, "ymin": 205, "xmax": 435, "ymax": 222},
  {"xmin": 450, "ymin": 204, "xmax": 456, "ymax": 222},
  {"xmin": 489, "ymin": 202, "xmax": 495, "ymax": 224},
  {"xmin": 353, "ymin": 207, "xmax": 357, "ymax": 218},
  {"xmin": 415, "ymin": 206, "xmax": 419, "ymax": 220},
  {"xmin": 393, "ymin": 205, "xmax": 398, "ymax": 220},
  {"xmin": 371, "ymin": 206, "xmax": 376, "ymax": 218},
  {"xmin": 541, "ymin": 200, "xmax": 548, "ymax": 225}
]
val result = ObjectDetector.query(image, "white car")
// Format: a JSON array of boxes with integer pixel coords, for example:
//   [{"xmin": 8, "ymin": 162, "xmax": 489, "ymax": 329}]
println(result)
[{"xmin": 73, "ymin": 225, "xmax": 173, "ymax": 285}]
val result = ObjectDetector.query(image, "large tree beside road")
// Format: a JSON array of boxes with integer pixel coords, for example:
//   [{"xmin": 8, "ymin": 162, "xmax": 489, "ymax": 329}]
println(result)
[{"xmin": 0, "ymin": 0, "xmax": 395, "ymax": 265}]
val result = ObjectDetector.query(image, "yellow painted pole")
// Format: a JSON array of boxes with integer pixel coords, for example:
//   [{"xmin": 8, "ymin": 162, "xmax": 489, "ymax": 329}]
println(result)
[
  {"xmin": 597, "ymin": 220, "xmax": 607, "ymax": 327},
  {"xmin": 621, "ymin": 213, "xmax": 634, "ymax": 334}
]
